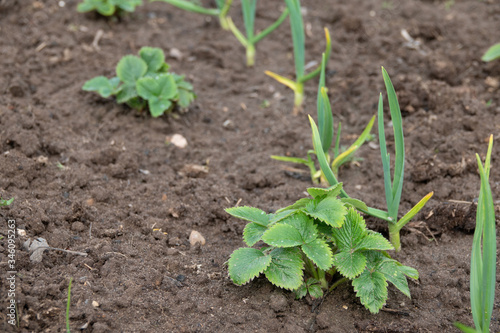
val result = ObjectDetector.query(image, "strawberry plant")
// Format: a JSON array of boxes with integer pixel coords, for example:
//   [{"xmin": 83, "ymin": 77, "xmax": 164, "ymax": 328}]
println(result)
[
  {"xmin": 226, "ymin": 183, "xmax": 418, "ymax": 313},
  {"xmin": 272, "ymin": 54, "xmax": 375, "ymax": 184},
  {"xmin": 455, "ymin": 136, "xmax": 496, "ymax": 333},
  {"xmin": 265, "ymin": 0, "xmax": 331, "ymax": 112},
  {"xmin": 77, "ymin": 0, "xmax": 142, "ymax": 16},
  {"xmin": 82, "ymin": 47, "xmax": 195, "ymax": 117},
  {"xmin": 151, "ymin": 0, "xmax": 233, "ymax": 29},
  {"xmin": 226, "ymin": 1, "xmax": 289, "ymax": 66},
  {"xmin": 0, "ymin": 197, "xmax": 13, "ymax": 206}
]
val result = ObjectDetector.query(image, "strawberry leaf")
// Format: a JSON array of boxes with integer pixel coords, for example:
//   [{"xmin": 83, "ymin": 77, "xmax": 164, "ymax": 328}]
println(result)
[
  {"xmin": 282, "ymin": 213, "xmax": 317, "ymax": 244},
  {"xmin": 352, "ymin": 269, "xmax": 388, "ymax": 314},
  {"xmin": 333, "ymin": 250, "xmax": 366, "ymax": 279},
  {"xmin": 139, "ymin": 47, "xmax": 166, "ymax": 74},
  {"xmin": 116, "ymin": 55, "xmax": 147, "ymax": 84},
  {"xmin": 226, "ymin": 206, "xmax": 269, "ymax": 227},
  {"xmin": 307, "ymin": 183, "xmax": 343, "ymax": 199},
  {"xmin": 304, "ymin": 196, "xmax": 347, "ymax": 228},
  {"xmin": 264, "ymin": 248, "xmax": 304, "ymax": 290},
  {"xmin": 301, "ymin": 238, "xmax": 333, "ymax": 271},
  {"xmin": 243, "ymin": 222, "xmax": 267, "ymax": 246},
  {"xmin": 228, "ymin": 248, "xmax": 272, "ymax": 286},
  {"xmin": 262, "ymin": 224, "xmax": 303, "ymax": 247}
]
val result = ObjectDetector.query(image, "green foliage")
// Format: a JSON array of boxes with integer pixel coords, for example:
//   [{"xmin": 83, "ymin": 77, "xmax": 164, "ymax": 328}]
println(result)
[
  {"xmin": 77, "ymin": 0, "xmax": 142, "ymax": 16},
  {"xmin": 265, "ymin": 0, "xmax": 331, "ymax": 111},
  {"xmin": 455, "ymin": 136, "xmax": 496, "ymax": 333},
  {"xmin": 226, "ymin": 1, "xmax": 289, "ymax": 66},
  {"xmin": 0, "ymin": 197, "xmax": 14, "ymax": 206},
  {"xmin": 66, "ymin": 278, "xmax": 73, "ymax": 333},
  {"xmin": 226, "ymin": 183, "xmax": 418, "ymax": 313},
  {"xmin": 151, "ymin": 0, "xmax": 233, "ymax": 29},
  {"xmin": 482, "ymin": 43, "xmax": 500, "ymax": 62},
  {"xmin": 272, "ymin": 54, "xmax": 375, "ymax": 184},
  {"xmin": 82, "ymin": 47, "xmax": 195, "ymax": 117}
]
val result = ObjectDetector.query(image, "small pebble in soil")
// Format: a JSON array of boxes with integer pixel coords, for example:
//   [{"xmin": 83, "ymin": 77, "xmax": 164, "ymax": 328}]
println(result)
[
  {"xmin": 189, "ymin": 230, "xmax": 206, "ymax": 246},
  {"xmin": 176, "ymin": 274, "xmax": 186, "ymax": 282}
]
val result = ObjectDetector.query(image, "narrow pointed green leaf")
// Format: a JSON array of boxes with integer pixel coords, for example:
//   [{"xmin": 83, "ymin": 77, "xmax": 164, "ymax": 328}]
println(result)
[
  {"xmin": 284, "ymin": 0, "xmax": 305, "ymax": 79},
  {"xmin": 302, "ymin": 238, "xmax": 333, "ymax": 271},
  {"xmin": 242, "ymin": 223, "xmax": 267, "ymax": 246},
  {"xmin": 262, "ymin": 224, "xmax": 303, "ymax": 247},
  {"xmin": 271, "ymin": 155, "xmax": 309, "ymax": 165},
  {"xmin": 482, "ymin": 43, "xmax": 500, "ymax": 62},
  {"xmin": 340, "ymin": 198, "xmax": 368, "ymax": 212},
  {"xmin": 264, "ymin": 247, "xmax": 304, "ymax": 290},
  {"xmin": 304, "ymin": 196, "xmax": 347, "ymax": 228},
  {"xmin": 225, "ymin": 206, "xmax": 269, "ymax": 227},
  {"xmin": 333, "ymin": 251, "xmax": 366, "ymax": 279},
  {"xmin": 317, "ymin": 53, "xmax": 333, "ymax": 153},
  {"xmin": 116, "ymin": 55, "xmax": 147, "ymax": 84},
  {"xmin": 352, "ymin": 269, "xmax": 388, "ymax": 314},
  {"xmin": 453, "ymin": 322, "xmax": 479, "ymax": 333},
  {"xmin": 396, "ymin": 191, "xmax": 434, "ymax": 231},
  {"xmin": 377, "ymin": 93, "xmax": 393, "ymax": 215},
  {"xmin": 228, "ymin": 248, "xmax": 272, "ymax": 285},
  {"xmin": 307, "ymin": 183, "xmax": 343, "ymax": 199}
]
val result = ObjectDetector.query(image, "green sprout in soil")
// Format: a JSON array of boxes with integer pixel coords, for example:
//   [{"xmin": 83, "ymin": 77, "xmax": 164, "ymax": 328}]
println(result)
[
  {"xmin": 83, "ymin": 46, "xmax": 196, "ymax": 117},
  {"xmin": 455, "ymin": 136, "xmax": 496, "ymax": 333},
  {"xmin": 481, "ymin": 43, "xmax": 500, "ymax": 62},
  {"xmin": 151, "ymin": 0, "xmax": 233, "ymax": 30},
  {"xmin": 308, "ymin": 67, "xmax": 433, "ymax": 252},
  {"xmin": 226, "ymin": 1, "xmax": 289, "ymax": 66},
  {"xmin": 66, "ymin": 278, "xmax": 73, "ymax": 333},
  {"xmin": 265, "ymin": 0, "xmax": 331, "ymax": 113},
  {"xmin": 77, "ymin": 0, "xmax": 142, "ymax": 16},
  {"xmin": 0, "ymin": 197, "xmax": 14, "ymax": 207},
  {"xmin": 226, "ymin": 183, "xmax": 418, "ymax": 314},
  {"xmin": 272, "ymin": 53, "xmax": 375, "ymax": 184}
]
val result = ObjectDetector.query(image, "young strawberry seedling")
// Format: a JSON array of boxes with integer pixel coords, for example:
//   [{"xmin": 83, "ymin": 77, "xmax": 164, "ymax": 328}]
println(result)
[
  {"xmin": 77, "ymin": 0, "xmax": 142, "ymax": 16},
  {"xmin": 265, "ymin": 0, "xmax": 331, "ymax": 113},
  {"xmin": 151, "ymin": 0, "xmax": 233, "ymax": 29},
  {"xmin": 272, "ymin": 54, "xmax": 375, "ymax": 184},
  {"xmin": 83, "ymin": 47, "xmax": 195, "ymax": 117},
  {"xmin": 308, "ymin": 67, "xmax": 433, "ymax": 251},
  {"xmin": 455, "ymin": 136, "xmax": 496, "ymax": 333},
  {"xmin": 226, "ymin": 1, "xmax": 289, "ymax": 66},
  {"xmin": 226, "ymin": 183, "xmax": 418, "ymax": 313},
  {"xmin": 0, "ymin": 197, "xmax": 14, "ymax": 206}
]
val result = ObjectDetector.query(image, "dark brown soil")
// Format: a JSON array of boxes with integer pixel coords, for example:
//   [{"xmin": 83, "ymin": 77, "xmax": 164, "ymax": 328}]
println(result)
[{"xmin": 1, "ymin": 0, "xmax": 500, "ymax": 332}]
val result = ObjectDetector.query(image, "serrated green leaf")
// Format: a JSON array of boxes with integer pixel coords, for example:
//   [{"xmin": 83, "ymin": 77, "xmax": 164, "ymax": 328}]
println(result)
[
  {"xmin": 262, "ymin": 224, "xmax": 303, "ymax": 247},
  {"xmin": 116, "ymin": 0, "xmax": 142, "ymax": 12},
  {"xmin": 82, "ymin": 76, "xmax": 119, "ymax": 98},
  {"xmin": 116, "ymin": 83, "xmax": 138, "ymax": 103},
  {"xmin": 269, "ymin": 209, "xmax": 296, "ymax": 224},
  {"xmin": 331, "ymin": 208, "xmax": 366, "ymax": 251},
  {"xmin": 340, "ymin": 198, "xmax": 369, "ymax": 211},
  {"xmin": 139, "ymin": 47, "xmax": 165, "ymax": 73},
  {"xmin": 308, "ymin": 284, "xmax": 323, "ymax": 299},
  {"xmin": 136, "ymin": 73, "xmax": 177, "ymax": 100},
  {"xmin": 356, "ymin": 231, "xmax": 393, "ymax": 251},
  {"xmin": 77, "ymin": 0, "xmax": 98, "ymax": 13},
  {"xmin": 276, "ymin": 198, "xmax": 312, "ymax": 213},
  {"xmin": 295, "ymin": 282, "xmax": 308, "ymax": 299},
  {"xmin": 302, "ymin": 238, "xmax": 333, "ymax": 271},
  {"xmin": 282, "ymin": 213, "xmax": 317, "ymax": 244},
  {"xmin": 333, "ymin": 251, "xmax": 366, "ymax": 279},
  {"xmin": 116, "ymin": 55, "xmax": 147, "ymax": 84},
  {"xmin": 264, "ymin": 248, "xmax": 304, "ymax": 290},
  {"xmin": 177, "ymin": 88, "xmax": 196, "ymax": 108},
  {"xmin": 352, "ymin": 269, "xmax": 388, "ymax": 314},
  {"xmin": 307, "ymin": 183, "xmax": 343, "ymax": 199},
  {"xmin": 304, "ymin": 196, "xmax": 347, "ymax": 228},
  {"xmin": 243, "ymin": 222, "xmax": 267, "ymax": 247},
  {"xmin": 148, "ymin": 97, "xmax": 172, "ymax": 117},
  {"xmin": 398, "ymin": 264, "xmax": 419, "ymax": 280},
  {"xmin": 225, "ymin": 206, "xmax": 269, "ymax": 227},
  {"xmin": 96, "ymin": 1, "xmax": 115, "ymax": 15},
  {"xmin": 378, "ymin": 260, "xmax": 412, "ymax": 298},
  {"xmin": 228, "ymin": 248, "xmax": 272, "ymax": 286}
]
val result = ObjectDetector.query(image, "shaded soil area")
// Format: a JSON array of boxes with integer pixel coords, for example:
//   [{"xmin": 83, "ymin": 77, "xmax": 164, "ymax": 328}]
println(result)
[{"xmin": 1, "ymin": 0, "xmax": 500, "ymax": 332}]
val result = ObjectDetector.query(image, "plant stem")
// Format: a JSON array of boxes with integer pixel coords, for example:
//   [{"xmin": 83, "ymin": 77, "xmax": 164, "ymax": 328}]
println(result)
[
  {"xmin": 293, "ymin": 82, "xmax": 304, "ymax": 114},
  {"xmin": 329, "ymin": 277, "xmax": 348, "ymax": 292},
  {"xmin": 246, "ymin": 44, "xmax": 255, "ymax": 67},
  {"xmin": 388, "ymin": 223, "xmax": 401, "ymax": 252},
  {"xmin": 317, "ymin": 269, "xmax": 328, "ymax": 289},
  {"xmin": 66, "ymin": 278, "xmax": 73, "ymax": 333}
]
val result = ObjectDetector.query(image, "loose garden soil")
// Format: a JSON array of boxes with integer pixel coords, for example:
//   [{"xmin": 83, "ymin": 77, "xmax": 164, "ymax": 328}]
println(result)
[{"xmin": 1, "ymin": 0, "xmax": 500, "ymax": 332}]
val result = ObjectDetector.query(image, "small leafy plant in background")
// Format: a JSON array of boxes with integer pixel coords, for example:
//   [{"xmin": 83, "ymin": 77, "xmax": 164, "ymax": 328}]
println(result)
[
  {"xmin": 0, "ymin": 197, "xmax": 14, "ymax": 207},
  {"xmin": 265, "ymin": 0, "xmax": 331, "ymax": 113},
  {"xmin": 151, "ymin": 0, "xmax": 233, "ymax": 29},
  {"xmin": 308, "ymin": 67, "xmax": 433, "ymax": 251},
  {"xmin": 77, "ymin": 0, "xmax": 142, "ymax": 16},
  {"xmin": 482, "ymin": 43, "xmax": 500, "ymax": 62},
  {"xmin": 454, "ymin": 136, "xmax": 496, "ymax": 333},
  {"xmin": 226, "ymin": 183, "xmax": 418, "ymax": 313},
  {"xmin": 272, "ymin": 54, "xmax": 375, "ymax": 184},
  {"xmin": 83, "ymin": 47, "xmax": 195, "ymax": 117},
  {"xmin": 226, "ymin": 1, "xmax": 289, "ymax": 66}
]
